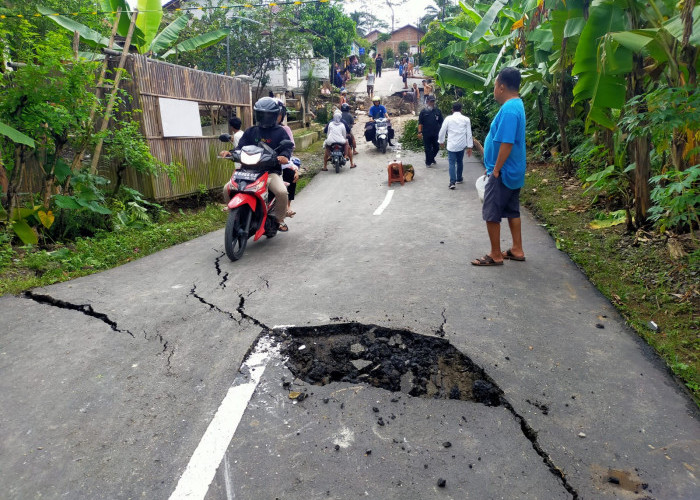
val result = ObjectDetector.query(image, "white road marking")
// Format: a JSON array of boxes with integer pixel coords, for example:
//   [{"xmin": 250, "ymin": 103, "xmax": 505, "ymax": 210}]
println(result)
[
  {"xmin": 169, "ymin": 336, "xmax": 278, "ymax": 500},
  {"xmin": 373, "ymin": 190, "xmax": 395, "ymax": 216}
]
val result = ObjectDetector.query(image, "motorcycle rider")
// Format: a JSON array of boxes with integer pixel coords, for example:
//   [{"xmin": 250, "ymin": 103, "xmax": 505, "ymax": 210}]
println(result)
[
  {"xmin": 365, "ymin": 96, "xmax": 394, "ymax": 143},
  {"xmin": 221, "ymin": 96, "xmax": 293, "ymax": 232},
  {"xmin": 323, "ymin": 109, "xmax": 355, "ymax": 170},
  {"xmin": 340, "ymin": 103, "xmax": 358, "ymax": 155}
]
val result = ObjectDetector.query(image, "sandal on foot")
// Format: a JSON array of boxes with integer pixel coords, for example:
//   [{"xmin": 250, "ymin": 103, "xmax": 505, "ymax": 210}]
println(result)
[
  {"xmin": 286, "ymin": 210, "xmax": 296, "ymax": 218},
  {"xmin": 503, "ymin": 249, "xmax": 526, "ymax": 261},
  {"xmin": 350, "ymin": 164, "xmax": 357, "ymax": 168},
  {"xmin": 278, "ymin": 222, "xmax": 289, "ymax": 232},
  {"xmin": 471, "ymin": 255, "xmax": 503, "ymax": 266},
  {"xmin": 321, "ymin": 167, "xmax": 328, "ymax": 171}
]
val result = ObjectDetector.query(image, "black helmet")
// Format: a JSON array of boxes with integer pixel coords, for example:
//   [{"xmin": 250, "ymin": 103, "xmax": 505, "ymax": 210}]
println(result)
[
  {"xmin": 276, "ymin": 99, "xmax": 287, "ymax": 121},
  {"xmin": 340, "ymin": 103, "xmax": 350, "ymax": 112},
  {"xmin": 254, "ymin": 97, "xmax": 280, "ymax": 128}
]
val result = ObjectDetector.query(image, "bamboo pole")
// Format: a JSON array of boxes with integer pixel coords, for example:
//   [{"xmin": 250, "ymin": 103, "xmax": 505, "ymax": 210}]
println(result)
[
  {"xmin": 71, "ymin": 8, "xmax": 121, "ymax": 172},
  {"xmin": 90, "ymin": 10, "xmax": 138, "ymax": 174}
]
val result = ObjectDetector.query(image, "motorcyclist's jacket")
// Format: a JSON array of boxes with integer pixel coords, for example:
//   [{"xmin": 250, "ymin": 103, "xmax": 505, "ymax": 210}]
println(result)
[
  {"xmin": 368, "ymin": 105, "xmax": 388, "ymax": 119},
  {"xmin": 234, "ymin": 125, "xmax": 293, "ymax": 175}
]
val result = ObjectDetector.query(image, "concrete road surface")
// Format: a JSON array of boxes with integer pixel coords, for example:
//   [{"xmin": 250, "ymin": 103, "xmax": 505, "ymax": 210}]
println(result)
[{"xmin": 1, "ymin": 71, "xmax": 698, "ymax": 500}]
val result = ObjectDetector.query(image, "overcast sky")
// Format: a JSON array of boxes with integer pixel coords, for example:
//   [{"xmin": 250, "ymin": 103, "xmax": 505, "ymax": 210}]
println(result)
[{"xmin": 341, "ymin": 0, "xmax": 437, "ymax": 29}]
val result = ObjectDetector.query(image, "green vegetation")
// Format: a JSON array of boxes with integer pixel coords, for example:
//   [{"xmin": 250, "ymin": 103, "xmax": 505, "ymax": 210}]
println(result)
[
  {"xmin": 0, "ymin": 203, "xmax": 227, "ymax": 296},
  {"xmin": 522, "ymin": 163, "xmax": 699, "ymax": 400}
]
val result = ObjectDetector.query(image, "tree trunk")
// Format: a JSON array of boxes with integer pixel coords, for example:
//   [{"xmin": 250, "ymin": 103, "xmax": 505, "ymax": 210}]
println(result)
[
  {"xmin": 554, "ymin": 38, "xmax": 572, "ymax": 173},
  {"xmin": 629, "ymin": 54, "xmax": 651, "ymax": 227}
]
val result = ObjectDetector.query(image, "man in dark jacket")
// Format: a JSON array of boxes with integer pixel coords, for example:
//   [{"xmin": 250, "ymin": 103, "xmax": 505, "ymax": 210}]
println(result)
[
  {"xmin": 417, "ymin": 95, "xmax": 444, "ymax": 166},
  {"xmin": 375, "ymin": 53, "xmax": 383, "ymax": 78},
  {"xmin": 222, "ymin": 97, "xmax": 293, "ymax": 231},
  {"xmin": 340, "ymin": 103, "xmax": 357, "ymax": 155}
]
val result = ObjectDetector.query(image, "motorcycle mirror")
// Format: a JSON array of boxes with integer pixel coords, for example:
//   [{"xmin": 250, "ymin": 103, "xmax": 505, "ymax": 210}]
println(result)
[{"xmin": 219, "ymin": 133, "xmax": 232, "ymax": 143}]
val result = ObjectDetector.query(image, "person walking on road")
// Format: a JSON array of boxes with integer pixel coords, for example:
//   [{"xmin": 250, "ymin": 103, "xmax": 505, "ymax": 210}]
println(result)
[
  {"xmin": 471, "ymin": 67, "xmax": 527, "ymax": 266},
  {"xmin": 375, "ymin": 53, "xmax": 383, "ymax": 77},
  {"xmin": 366, "ymin": 67, "xmax": 375, "ymax": 99},
  {"xmin": 417, "ymin": 95, "xmax": 443, "ymax": 167},
  {"xmin": 438, "ymin": 101, "xmax": 473, "ymax": 190}
]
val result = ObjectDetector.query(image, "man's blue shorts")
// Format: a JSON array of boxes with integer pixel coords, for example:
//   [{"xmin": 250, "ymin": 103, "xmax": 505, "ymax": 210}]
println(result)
[{"xmin": 482, "ymin": 174, "xmax": 521, "ymax": 222}]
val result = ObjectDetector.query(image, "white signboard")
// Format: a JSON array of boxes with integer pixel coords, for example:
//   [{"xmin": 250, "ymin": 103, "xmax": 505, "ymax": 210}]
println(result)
[{"xmin": 159, "ymin": 97, "xmax": 202, "ymax": 137}]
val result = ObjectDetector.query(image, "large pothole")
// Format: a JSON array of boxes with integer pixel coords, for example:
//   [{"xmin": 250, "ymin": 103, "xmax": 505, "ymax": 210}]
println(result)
[{"xmin": 281, "ymin": 323, "xmax": 503, "ymax": 406}]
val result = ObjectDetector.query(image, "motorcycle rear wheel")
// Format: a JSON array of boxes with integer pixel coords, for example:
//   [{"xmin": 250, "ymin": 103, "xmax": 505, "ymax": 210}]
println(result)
[
  {"xmin": 224, "ymin": 207, "xmax": 249, "ymax": 261},
  {"xmin": 335, "ymin": 160, "xmax": 341, "ymax": 174}
]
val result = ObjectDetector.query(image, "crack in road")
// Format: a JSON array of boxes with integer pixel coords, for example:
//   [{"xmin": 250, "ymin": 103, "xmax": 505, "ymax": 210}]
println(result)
[
  {"xmin": 437, "ymin": 308, "xmax": 447, "ymax": 337},
  {"xmin": 188, "ymin": 284, "xmax": 241, "ymax": 323},
  {"xmin": 500, "ymin": 398, "xmax": 579, "ymax": 499},
  {"xmin": 213, "ymin": 251, "xmax": 229, "ymax": 289},
  {"xmin": 237, "ymin": 295, "xmax": 270, "ymax": 331},
  {"xmin": 24, "ymin": 291, "xmax": 135, "ymax": 338}
]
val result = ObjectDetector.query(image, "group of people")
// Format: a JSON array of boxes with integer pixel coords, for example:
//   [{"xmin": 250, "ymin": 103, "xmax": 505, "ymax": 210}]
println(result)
[
  {"xmin": 419, "ymin": 68, "xmax": 527, "ymax": 267},
  {"xmin": 220, "ymin": 67, "xmax": 527, "ymax": 266}
]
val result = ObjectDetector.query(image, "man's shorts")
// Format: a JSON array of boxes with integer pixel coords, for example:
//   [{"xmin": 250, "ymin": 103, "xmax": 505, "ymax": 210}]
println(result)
[{"xmin": 482, "ymin": 174, "xmax": 521, "ymax": 222}]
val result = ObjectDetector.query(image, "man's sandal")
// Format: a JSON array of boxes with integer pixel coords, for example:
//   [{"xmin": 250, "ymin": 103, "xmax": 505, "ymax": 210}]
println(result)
[
  {"xmin": 278, "ymin": 222, "xmax": 289, "ymax": 232},
  {"xmin": 471, "ymin": 255, "xmax": 503, "ymax": 266},
  {"xmin": 502, "ymin": 249, "xmax": 526, "ymax": 261}
]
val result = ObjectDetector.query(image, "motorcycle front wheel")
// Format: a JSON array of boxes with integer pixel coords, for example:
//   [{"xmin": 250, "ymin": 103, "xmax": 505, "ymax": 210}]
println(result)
[
  {"xmin": 224, "ymin": 207, "xmax": 249, "ymax": 261},
  {"xmin": 380, "ymin": 138, "xmax": 387, "ymax": 154}
]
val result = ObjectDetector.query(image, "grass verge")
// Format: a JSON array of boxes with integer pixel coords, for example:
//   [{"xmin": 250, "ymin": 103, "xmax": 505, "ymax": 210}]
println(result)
[
  {"xmin": 522, "ymin": 163, "xmax": 699, "ymax": 401},
  {"xmin": 0, "ymin": 204, "xmax": 228, "ymax": 297}
]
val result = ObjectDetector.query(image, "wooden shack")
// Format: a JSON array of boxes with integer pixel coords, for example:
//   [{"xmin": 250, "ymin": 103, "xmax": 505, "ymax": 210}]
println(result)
[{"xmin": 104, "ymin": 54, "xmax": 253, "ymax": 201}]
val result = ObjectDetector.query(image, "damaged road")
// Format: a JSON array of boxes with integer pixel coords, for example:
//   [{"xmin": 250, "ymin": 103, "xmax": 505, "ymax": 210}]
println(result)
[{"xmin": 1, "ymin": 135, "xmax": 699, "ymax": 499}]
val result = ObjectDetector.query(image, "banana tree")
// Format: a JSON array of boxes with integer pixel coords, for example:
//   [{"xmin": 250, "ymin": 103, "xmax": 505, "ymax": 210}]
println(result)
[{"xmin": 39, "ymin": 0, "xmax": 228, "ymax": 59}]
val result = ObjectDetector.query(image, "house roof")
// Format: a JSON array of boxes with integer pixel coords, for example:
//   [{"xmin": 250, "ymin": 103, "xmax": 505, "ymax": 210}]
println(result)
[{"xmin": 392, "ymin": 24, "xmax": 425, "ymax": 36}]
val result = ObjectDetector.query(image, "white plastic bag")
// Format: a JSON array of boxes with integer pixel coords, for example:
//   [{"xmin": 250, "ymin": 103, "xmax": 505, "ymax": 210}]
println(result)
[{"xmin": 475, "ymin": 174, "xmax": 488, "ymax": 203}]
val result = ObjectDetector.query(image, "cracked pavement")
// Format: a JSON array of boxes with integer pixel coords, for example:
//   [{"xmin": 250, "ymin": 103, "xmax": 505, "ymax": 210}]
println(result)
[{"xmin": 1, "ymin": 113, "xmax": 699, "ymax": 498}]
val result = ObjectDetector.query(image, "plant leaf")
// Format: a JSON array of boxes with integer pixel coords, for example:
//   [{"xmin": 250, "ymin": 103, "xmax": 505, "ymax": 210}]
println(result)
[
  {"xmin": 37, "ymin": 210, "xmax": 55, "ymax": 229},
  {"xmin": 440, "ymin": 22, "xmax": 472, "ymax": 41},
  {"xmin": 37, "ymin": 6, "xmax": 110, "ymax": 47},
  {"xmin": 150, "ymin": 14, "xmax": 189, "ymax": 55},
  {"xmin": 99, "ymin": 0, "xmax": 133, "ymax": 38},
  {"xmin": 435, "ymin": 64, "xmax": 486, "ymax": 90},
  {"xmin": 161, "ymin": 29, "xmax": 229, "ymax": 58},
  {"xmin": 135, "ymin": 0, "xmax": 164, "ymax": 52},
  {"xmin": 53, "ymin": 195, "xmax": 82, "ymax": 210},
  {"xmin": 0, "ymin": 121, "xmax": 35, "ymax": 147},
  {"xmin": 12, "ymin": 220, "xmax": 38, "ymax": 245},
  {"xmin": 469, "ymin": 0, "xmax": 508, "ymax": 43},
  {"xmin": 54, "ymin": 159, "xmax": 72, "ymax": 184}
]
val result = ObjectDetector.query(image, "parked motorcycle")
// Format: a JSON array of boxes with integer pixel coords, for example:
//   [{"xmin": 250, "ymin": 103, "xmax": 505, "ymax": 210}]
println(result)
[
  {"xmin": 219, "ymin": 134, "xmax": 294, "ymax": 262},
  {"xmin": 328, "ymin": 142, "xmax": 346, "ymax": 173},
  {"xmin": 373, "ymin": 117, "xmax": 389, "ymax": 154}
]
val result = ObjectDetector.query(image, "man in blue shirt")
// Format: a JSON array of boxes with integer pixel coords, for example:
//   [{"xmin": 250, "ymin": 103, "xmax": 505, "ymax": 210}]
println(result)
[
  {"xmin": 365, "ymin": 97, "xmax": 394, "ymax": 143},
  {"xmin": 472, "ymin": 67, "xmax": 527, "ymax": 266}
]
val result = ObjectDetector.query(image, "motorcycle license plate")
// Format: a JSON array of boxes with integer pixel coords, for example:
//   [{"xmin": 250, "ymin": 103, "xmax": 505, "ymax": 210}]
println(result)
[{"xmin": 234, "ymin": 170, "xmax": 258, "ymax": 181}]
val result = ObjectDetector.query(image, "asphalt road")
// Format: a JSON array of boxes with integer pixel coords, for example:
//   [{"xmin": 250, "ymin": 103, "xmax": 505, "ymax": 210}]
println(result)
[{"xmin": 1, "ymin": 69, "xmax": 698, "ymax": 500}]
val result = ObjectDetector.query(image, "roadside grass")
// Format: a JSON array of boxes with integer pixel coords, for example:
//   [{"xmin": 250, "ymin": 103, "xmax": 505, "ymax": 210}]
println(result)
[
  {"xmin": 522, "ymin": 163, "xmax": 699, "ymax": 401},
  {"xmin": 0, "ymin": 204, "xmax": 228, "ymax": 297}
]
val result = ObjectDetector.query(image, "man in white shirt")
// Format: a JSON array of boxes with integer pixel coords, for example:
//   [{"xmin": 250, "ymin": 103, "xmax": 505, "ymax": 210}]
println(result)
[{"xmin": 438, "ymin": 101, "xmax": 473, "ymax": 189}]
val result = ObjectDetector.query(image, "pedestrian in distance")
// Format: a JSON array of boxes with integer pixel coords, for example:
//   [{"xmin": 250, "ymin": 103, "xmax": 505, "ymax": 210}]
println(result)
[
  {"xmin": 438, "ymin": 101, "xmax": 473, "ymax": 190},
  {"xmin": 471, "ymin": 67, "xmax": 527, "ymax": 266},
  {"xmin": 366, "ymin": 67, "xmax": 375, "ymax": 99},
  {"xmin": 375, "ymin": 53, "xmax": 383, "ymax": 78},
  {"xmin": 417, "ymin": 95, "xmax": 443, "ymax": 167}
]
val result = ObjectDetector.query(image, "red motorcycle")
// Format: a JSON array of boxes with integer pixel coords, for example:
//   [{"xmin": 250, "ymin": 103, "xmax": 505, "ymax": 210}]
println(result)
[{"xmin": 220, "ymin": 135, "xmax": 293, "ymax": 261}]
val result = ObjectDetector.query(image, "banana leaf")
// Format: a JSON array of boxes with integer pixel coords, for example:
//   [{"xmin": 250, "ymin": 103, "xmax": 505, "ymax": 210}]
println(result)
[
  {"xmin": 572, "ymin": 0, "xmax": 630, "ymax": 129},
  {"xmin": 436, "ymin": 64, "xmax": 486, "ymax": 90},
  {"xmin": 469, "ymin": 0, "xmax": 507, "ymax": 43},
  {"xmin": 135, "ymin": 0, "xmax": 164, "ymax": 53},
  {"xmin": 437, "ymin": 40, "xmax": 470, "ymax": 60},
  {"xmin": 99, "ymin": 0, "xmax": 132, "ymax": 38},
  {"xmin": 161, "ymin": 29, "xmax": 228, "ymax": 59},
  {"xmin": 664, "ymin": 5, "xmax": 700, "ymax": 46},
  {"xmin": 37, "ymin": 6, "xmax": 110, "ymax": 47},
  {"xmin": 440, "ymin": 22, "xmax": 472, "ymax": 41},
  {"xmin": 0, "ymin": 121, "xmax": 35, "ymax": 148},
  {"xmin": 458, "ymin": 2, "xmax": 483, "ymax": 26},
  {"xmin": 150, "ymin": 14, "xmax": 190, "ymax": 56}
]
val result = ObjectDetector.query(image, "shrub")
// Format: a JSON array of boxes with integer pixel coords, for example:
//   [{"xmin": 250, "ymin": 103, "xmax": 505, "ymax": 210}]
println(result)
[{"xmin": 399, "ymin": 119, "xmax": 423, "ymax": 152}]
